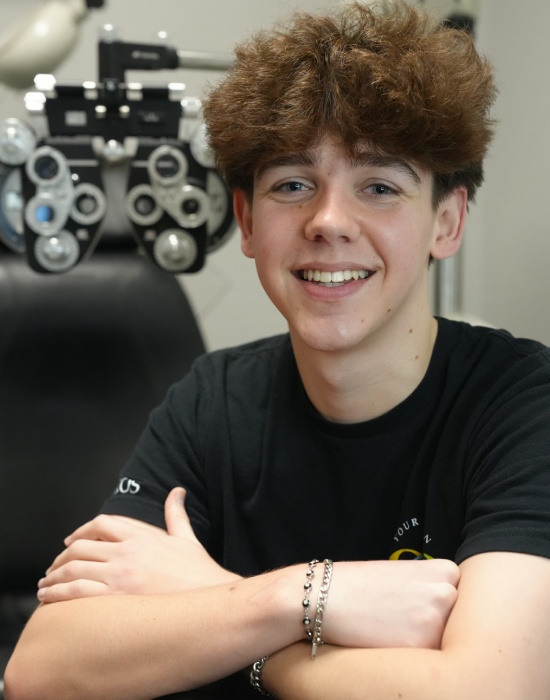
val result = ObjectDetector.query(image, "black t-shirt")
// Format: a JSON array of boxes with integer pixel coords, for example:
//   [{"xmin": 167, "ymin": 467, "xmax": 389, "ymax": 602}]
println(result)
[{"xmin": 102, "ymin": 318, "xmax": 550, "ymax": 697}]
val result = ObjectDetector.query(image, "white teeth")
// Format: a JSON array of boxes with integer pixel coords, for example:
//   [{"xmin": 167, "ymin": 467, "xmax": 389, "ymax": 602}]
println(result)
[{"xmin": 301, "ymin": 269, "xmax": 369, "ymax": 284}]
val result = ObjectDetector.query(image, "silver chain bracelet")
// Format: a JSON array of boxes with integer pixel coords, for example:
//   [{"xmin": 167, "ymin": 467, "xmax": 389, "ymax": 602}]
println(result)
[
  {"xmin": 311, "ymin": 559, "xmax": 333, "ymax": 659},
  {"xmin": 250, "ymin": 655, "xmax": 275, "ymax": 697}
]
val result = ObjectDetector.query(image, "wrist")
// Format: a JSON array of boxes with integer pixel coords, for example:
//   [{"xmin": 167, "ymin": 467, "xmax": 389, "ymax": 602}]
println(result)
[
  {"xmin": 260, "ymin": 560, "xmax": 332, "ymax": 649},
  {"xmin": 249, "ymin": 564, "xmax": 309, "ymax": 646},
  {"xmin": 249, "ymin": 560, "xmax": 334, "ymax": 696}
]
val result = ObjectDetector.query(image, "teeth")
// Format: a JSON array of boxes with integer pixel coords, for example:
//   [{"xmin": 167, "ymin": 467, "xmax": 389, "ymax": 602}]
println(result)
[{"xmin": 302, "ymin": 269, "xmax": 369, "ymax": 284}]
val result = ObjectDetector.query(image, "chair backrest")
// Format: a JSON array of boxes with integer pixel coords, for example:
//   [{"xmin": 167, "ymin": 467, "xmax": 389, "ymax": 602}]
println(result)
[{"xmin": 0, "ymin": 248, "xmax": 205, "ymax": 653}]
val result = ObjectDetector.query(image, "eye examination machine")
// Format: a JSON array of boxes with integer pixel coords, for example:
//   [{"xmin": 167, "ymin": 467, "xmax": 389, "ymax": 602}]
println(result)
[{"xmin": 0, "ymin": 1, "xmax": 235, "ymax": 274}]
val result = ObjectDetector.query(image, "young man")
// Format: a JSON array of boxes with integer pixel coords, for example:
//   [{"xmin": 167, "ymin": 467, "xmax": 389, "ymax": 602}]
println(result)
[{"xmin": 6, "ymin": 2, "xmax": 550, "ymax": 699}]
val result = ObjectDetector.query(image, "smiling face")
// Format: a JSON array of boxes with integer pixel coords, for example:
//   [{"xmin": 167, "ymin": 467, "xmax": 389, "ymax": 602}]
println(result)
[{"xmin": 236, "ymin": 136, "xmax": 466, "ymax": 359}]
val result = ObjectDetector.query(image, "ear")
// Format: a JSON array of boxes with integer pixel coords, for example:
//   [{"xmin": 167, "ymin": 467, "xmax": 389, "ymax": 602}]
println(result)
[
  {"xmin": 234, "ymin": 189, "xmax": 255, "ymax": 259},
  {"xmin": 430, "ymin": 186, "xmax": 468, "ymax": 261}
]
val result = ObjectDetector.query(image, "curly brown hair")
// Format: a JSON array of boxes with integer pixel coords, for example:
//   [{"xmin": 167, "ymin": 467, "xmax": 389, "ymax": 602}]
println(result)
[{"xmin": 202, "ymin": 1, "xmax": 497, "ymax": 206}]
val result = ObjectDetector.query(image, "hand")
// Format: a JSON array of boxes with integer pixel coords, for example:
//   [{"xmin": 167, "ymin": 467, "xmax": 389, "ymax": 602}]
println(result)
[
  {"xmin": 321, "ymin": 558, "xmax": 459, "ymax": 650},
  {"xmin": 37, "ymin": 487, "xmax": 240, "ymax": 603}
]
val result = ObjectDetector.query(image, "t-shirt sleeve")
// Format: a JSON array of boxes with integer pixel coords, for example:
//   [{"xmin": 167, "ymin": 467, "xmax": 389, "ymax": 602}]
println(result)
[
  {"xmin": 100, "ymin": 356, "xmax": 213, "ymax": 546},
  {"xmin": 456, "ymin": 348, "xmax": 550, "ymax": 563}
]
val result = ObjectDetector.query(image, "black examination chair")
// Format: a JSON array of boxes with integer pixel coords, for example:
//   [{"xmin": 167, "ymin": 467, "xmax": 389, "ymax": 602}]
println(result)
[{"xmin": 0, "ymin": 242, "xmax": 206, "ymax": 695}]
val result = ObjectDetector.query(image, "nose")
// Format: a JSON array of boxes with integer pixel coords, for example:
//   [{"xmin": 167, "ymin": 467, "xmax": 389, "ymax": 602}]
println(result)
[{"xmin": 304, "ymin": 186, "xmax": 361, "ymax": 243}]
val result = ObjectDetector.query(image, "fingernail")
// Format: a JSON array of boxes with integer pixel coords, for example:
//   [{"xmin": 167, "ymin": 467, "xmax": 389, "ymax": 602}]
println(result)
[{"xmin": 37, "ymin": 588, "xmax": 45, "ymax": 600}]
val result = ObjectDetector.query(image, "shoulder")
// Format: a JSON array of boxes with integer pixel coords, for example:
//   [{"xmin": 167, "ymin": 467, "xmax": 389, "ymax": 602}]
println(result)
[
  {"xmin": 431, "ymin": 318, "xmax": 550, "ymax": 434},
  {"xmin": 164, "ymin": 333, "xmax": 294, "ymax": 407},
  {"xmin": 437, "ymin": 318, "xmax": 550, "ymax": 376}
]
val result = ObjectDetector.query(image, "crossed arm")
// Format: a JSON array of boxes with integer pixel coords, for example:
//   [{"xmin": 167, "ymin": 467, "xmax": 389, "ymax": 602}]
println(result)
[
  {"xmin": 6, "ymin": 488, "xmax": 550, "ymax": 700},
  {"xmin": 263, "ymin": 550, "xmax": 550, "ymax": 699}
]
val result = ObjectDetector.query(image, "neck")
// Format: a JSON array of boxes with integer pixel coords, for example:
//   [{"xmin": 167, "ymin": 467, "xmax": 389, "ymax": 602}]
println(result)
[{"xmin": 291, "ymin": 316, "xmax": 438, "ymax": 424}]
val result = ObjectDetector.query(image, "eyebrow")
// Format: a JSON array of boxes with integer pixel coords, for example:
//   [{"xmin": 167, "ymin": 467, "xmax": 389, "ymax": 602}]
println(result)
[
  {"xmin": 256, "ymin": 149, "xmax": 422, "ymax": 185},
  {"xmin": 256, "ymin": 152, "xmax": 316, "ymax": 178},
  {"xmin": 350, "ymin": 152, "xmax": 422, "ymax": 185}
]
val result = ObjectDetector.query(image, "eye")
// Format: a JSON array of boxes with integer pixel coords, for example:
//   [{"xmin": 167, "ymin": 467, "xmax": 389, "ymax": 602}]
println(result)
[
  {"xmin": 275, "ymin": 180, "xmax": 310, "ymax": 193},
  {"xmin": 367, "ymin": 183, "xmax": 397, "ymax": 197}
]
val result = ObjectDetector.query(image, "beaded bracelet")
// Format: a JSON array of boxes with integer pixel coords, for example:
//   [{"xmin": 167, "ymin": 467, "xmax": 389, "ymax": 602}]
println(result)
[
  {"xmin": 250, "ymin": 655, "xmax": 275, "ymax": 697},
  {"xmin": 311, "ymin": 559, "xmax": 333, "ymax": 659},
  {"xmin": 302, "ymin": 559, "xmax": 319, "ymax": 640}
]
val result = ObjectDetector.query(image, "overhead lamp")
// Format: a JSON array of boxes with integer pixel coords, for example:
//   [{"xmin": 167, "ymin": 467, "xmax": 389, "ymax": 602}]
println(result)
[{"xmin": 0, "ymin": 0, "xmax": 104, "ymax": 90}]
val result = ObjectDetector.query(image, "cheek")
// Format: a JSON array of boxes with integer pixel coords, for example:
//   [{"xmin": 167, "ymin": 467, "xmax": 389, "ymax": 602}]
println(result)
[
  {"xmin": 378, "ymin": 214, "xmax": 434, "ymax": 278},
  {"xmin": 248, "ymin": 226, "xmax": 279, "ymax": 284},
  {"xmin": 251, "ymin": 210, "xmax": 293, "ymax": 262}
]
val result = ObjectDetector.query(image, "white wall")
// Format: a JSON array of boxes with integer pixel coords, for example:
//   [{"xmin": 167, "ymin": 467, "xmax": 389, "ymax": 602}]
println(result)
[
  {"xmin": 1, "ymin": 0, "xmax": 549, "ymax": 348},
  {"xmin": 461, "ymin": 1, "xmax": 550, "ymax": 344}
]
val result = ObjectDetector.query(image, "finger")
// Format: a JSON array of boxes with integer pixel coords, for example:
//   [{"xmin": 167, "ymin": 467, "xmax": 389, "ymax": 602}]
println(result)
[
  {"xmin": 64, "ymin": 513, "xmax": 155, "ymax": 547},
  {"xmin": 420, "ymin": 559, "xmax": 460, "ymax": 587},
  {"xmin": 37, "ymin": 579, "xmax": 109, "ymax": 604},
  {"xmin": 165, "ymin": 487, "xmax": 199, "ymax": 541},
  {"xmin": 39, "ymin": 559, "xmax": 108, "ymax": 590},
  {"xmin": 46, "ymin": 540, "xmax": 114, "ymax": 574}
]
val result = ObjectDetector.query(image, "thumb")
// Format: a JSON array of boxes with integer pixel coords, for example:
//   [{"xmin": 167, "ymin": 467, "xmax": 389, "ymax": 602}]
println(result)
[{"xmin": 165, "ymin": 487, "xmax": 199, "ymax": 541}]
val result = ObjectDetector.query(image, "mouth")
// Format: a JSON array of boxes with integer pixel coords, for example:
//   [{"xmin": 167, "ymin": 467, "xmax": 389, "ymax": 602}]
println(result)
[{"xmin": 297, "ymin": 268, "xmax": 373, "ymax": 288}]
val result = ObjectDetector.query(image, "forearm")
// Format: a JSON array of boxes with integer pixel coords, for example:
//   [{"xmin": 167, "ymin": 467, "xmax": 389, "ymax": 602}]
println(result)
[
  {"xmin": 265, "ymin": 643, "xmax": 458, "ymax": 700},
  {"xmin": 5, "ymin": 567, "xmax": 304, "ymax": 700},
  {"xmin": 264, "ymin": 553, "xmax": 550, "ymax": 700},
  {"xmin": 265, "ymin": 642, "xmax": 534, "ymax": 700},
  {"xmin": 267, "ymin": 644, "xmax": 548, "ymax": 700}
]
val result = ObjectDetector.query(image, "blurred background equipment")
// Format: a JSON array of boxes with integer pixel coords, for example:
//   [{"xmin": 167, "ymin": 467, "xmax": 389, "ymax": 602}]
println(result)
[
  {"xmin": 0, "ymin": 23, "xmax": 235, "ymax": 275},
  {"xmin": 0, "ymin": 0, "xmax": 105, "ymax": 90}
]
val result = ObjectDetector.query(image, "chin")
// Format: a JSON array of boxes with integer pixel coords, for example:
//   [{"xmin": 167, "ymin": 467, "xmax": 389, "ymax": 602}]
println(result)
[{"xmin": 290, "ymin": 323, "xmax": 365, "ymax": 355}]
